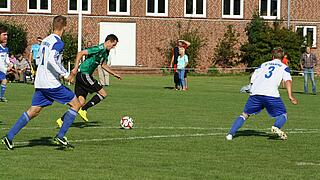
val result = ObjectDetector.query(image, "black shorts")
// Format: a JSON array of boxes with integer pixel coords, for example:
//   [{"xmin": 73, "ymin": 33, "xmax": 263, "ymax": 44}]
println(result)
[
  {"xmin": 184, "ymin": 69, "xmax": 188, "ymax": 78},
  {"xmin": 75, "ymin": 72, "xmax": 103, "ymax": 98}
]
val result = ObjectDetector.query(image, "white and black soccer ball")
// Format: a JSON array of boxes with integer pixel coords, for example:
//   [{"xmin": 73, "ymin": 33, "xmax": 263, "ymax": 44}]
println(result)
[{"xmin": 120, "ymin": 116, "xmax": 134, "ymax": 129}]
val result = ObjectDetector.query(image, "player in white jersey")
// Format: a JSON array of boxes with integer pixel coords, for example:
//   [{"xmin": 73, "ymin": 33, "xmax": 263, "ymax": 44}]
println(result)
[
  {"xmin": 0, "ymin": 25, "xmax": 10, "ymax": 102},
  {"xmin": 2, "ymin": 15, "xmax": 81, "ymax": 150},
  {"xmin": 226, "ymin": 47, "xmax": 298, "ymax": 140}
]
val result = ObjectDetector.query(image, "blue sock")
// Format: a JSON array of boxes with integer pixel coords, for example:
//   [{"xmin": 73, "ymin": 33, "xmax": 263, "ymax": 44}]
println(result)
[
  {"xmin": 274, "ymin": 114, "xmax": 287, "ymax": 129},
  {"xmin": 7, "ymin": 112, "xmax": 30, "ymax": 141},
  {"xmin": 229, "ymin": 115, "xmax": 246, "ymax": 135},
  {"xmin": 1, "ymin": 84, "xmax": 6, "ymax": 98},
  {"xmin": 57, "ymin": 108, "xmax": 78, "ymax": 138}
]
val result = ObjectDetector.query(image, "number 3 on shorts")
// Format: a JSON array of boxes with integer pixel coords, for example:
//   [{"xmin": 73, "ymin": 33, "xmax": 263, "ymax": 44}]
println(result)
[{"xmin": 265, "ymin": 66, "xmax": 275, "ymax": 79}]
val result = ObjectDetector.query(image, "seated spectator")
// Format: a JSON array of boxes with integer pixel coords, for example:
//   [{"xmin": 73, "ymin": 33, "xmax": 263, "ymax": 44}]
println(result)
[
  {"xmin": 6, "ymin": 53, "xmax": 17, "ymax": 82},
  {"xmin": 15, "ymin": 54, "xmax": 32, "ymax": 83}
]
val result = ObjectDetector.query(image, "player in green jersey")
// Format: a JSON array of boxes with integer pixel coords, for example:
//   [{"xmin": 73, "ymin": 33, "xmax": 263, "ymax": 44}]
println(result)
[{"xmin": 56, "ymin": 34, "xmax": 121, "ymax": 127}]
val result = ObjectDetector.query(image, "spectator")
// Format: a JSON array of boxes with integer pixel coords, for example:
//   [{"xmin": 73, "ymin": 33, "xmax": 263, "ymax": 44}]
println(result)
[
  {"xmin": 6, "ymin": 53, "xmax": 17, "ymax": 82},
  {"xmin": 170, "ymin": 40, "xmax": 190, "ymax": 90},
  {"xmin": 15, "ymin": 54, "xmax": 32, "ymax": 83},
  {"xmin": 177, "ymin": 47, "xmax": 188, "ymax": 90},
  {"xmin": 300, "ymin": 46, "xmax": 317, "ymax": 94},
  {"xmin": 281, "ymin": 53, "xmax": 289, "ymax": 88},
  {"xmin": 29, "ymin": 36, "xmax": 42, "ymax": 75}
]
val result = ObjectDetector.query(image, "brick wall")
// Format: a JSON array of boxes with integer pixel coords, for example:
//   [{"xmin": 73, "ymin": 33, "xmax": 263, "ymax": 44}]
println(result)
[{"xmin": 1, "ymin": 0, "xmax": 320, "ymax": 73}]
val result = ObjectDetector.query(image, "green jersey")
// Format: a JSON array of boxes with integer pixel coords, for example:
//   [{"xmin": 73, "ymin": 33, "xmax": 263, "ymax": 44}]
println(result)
[{"xmin": 79, "ymin": 43, "xmax": 109, "ymax": 75}]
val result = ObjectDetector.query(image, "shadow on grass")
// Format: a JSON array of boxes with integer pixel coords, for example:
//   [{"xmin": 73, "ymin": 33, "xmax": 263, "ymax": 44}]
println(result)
[
  {"xmin": 71, "ymin": 121, "xmax": 101, "ymax": 128},
  {"xmin": 292, "ymin": 91, "xmax": 317, "ymax": 95},
  {"xmin": 163, "ymin": 86, "xmax": 175, "ymax": 90},
  {"xmin": 13, "ymin": 136, "xmax": 75, "ymax": 151},
  {"xmin": 234, "ymin": 130, "xmax": 280, "ymax": 140}
]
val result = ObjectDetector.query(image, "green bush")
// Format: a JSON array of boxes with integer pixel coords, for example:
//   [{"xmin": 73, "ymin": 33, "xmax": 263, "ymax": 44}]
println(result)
[
  {"xmin": 0, "ymin": 21, "xmax": 28, "ymax": 55},
  {"xmin": 212, "ymin": 25, "xmax": 240, "ymax": 68}
]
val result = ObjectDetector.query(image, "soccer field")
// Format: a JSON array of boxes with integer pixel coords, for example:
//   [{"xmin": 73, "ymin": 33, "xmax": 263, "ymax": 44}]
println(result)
[{"xmin": 0, "ymin": 75, "xmax": 319, "ymax": 179}]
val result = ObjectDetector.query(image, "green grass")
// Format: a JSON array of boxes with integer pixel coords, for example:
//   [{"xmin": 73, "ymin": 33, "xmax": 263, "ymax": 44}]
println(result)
[{"xmin": 0, "ymin": 75, "xmax": 320, "ymax": 179}]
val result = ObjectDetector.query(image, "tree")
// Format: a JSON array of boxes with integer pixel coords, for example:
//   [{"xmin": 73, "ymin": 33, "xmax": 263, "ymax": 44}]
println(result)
[
  {"xmin": 61, "ymin": 31, "xmax": 78, "ymax": 68},
  {"xmin": 0, "ymin": 21, "xmax": 28, "ymax": 55},
  {"xmin": 212, "ymin": 25, "xmax": 240, "ymax": 67},
  {"xmin": 241, "ymin": 12, "xmax": 304, "ymax": 70}
]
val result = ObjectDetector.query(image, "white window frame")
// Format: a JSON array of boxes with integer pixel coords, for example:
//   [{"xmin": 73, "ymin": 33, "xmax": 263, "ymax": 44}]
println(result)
[
  {"xmin": 0, "ymin": 0, "xmax": 10, "ymax": 12},
  {"xmin": 184, "ymin": 0, "xmax": 207, "ymax": 18},
  {"xmin": 222, "ymin": 0, "xmax": 243, "ymax": 18},
  {"xmin": 146, "ymin": 0, "xmax": 168, "ymax": 16},
  {"xmin": 27, "ymin": 0, "xmax": 51, "ymax": 13},
  {"xmin": 68, "ymin": 0, "xmax": 91, "ymax": 14},
  {"xmin": 108, "ymin": 0, "xmax": 130, "ymax": 15},
  {"xmin": 295, "ymin": 26, "xmax": 317, "ymax": 48},
  {"xmin": 259, "ymin": 0, "xmax": 281, "ymax": 19}
]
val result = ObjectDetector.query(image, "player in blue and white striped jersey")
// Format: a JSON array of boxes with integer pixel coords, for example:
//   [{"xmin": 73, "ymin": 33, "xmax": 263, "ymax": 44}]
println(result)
[
  {"xmin": 2, "ymin": 15, "xmax": 81, "ymax": 150},
  {"xmin": 0, "ymin": 25, "xmax": 10, "ymax": 102},
  {"xmin": 226, "ymin": 47, "xmax": 298, "ymax": 140}
]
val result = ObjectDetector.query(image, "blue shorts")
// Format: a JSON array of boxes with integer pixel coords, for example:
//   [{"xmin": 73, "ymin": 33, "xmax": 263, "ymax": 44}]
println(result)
[
  {"xmin": 243, "ymin": 95, "xmax": 287, "ymax": 117},
  {"xmin": 31, "ymin": 85, "xmax": 76, "ymax": 107},
  {"xmin": 0, "ymin": 71, "xmax": 6, "ymax": 81}
]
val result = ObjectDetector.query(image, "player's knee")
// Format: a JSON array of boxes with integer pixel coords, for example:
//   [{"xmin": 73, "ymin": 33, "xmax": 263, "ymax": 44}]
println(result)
[
  {"xmin": 70, "ymin": 98, "xmax": 81, "ymax": 111},
  {"xmin": 98, "ymin": 91, "xmax": 107, "ymax": 98}
]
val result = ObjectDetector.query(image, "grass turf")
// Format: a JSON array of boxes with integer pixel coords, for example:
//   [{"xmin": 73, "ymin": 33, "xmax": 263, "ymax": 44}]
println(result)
[{"xmin": 0, "ymin": 75, "xmax": 319, "ymax": 179}]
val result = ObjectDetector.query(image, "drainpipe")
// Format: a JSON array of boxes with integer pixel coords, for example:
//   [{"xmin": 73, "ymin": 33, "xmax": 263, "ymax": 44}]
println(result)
[{"xmin": 287, "ymin": 0, "xmax": 291, "ymax": 29}]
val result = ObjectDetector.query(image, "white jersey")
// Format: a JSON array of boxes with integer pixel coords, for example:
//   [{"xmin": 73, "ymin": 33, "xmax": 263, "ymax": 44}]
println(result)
[
  {"xmin": 0, "ymin": 44, "xmax": 9, "ymax": 73},
  {"xmin": 35, "ymin": 34, "xmax": 69, "ymax": 88},
  {"xmin": 250, "ymin": 59, "xmax": 292, "ymax": 97}
]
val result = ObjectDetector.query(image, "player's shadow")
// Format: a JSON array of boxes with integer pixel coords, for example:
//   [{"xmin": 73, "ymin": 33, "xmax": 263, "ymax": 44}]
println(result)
[
  {"xmin": 234, "ymin": 130, "xmax": 279, "ymax": 140},
  {"xmin": 13, "ymin": 137, "xmax": 57, "ymax": 149},
  {"xmin": 164, "ymin": 86, "xmax": 175, "ymax": 90},
  {"xmin": 14, "ymin": 137, "xmax": 74, "ymax": 151},
  {"xmin": 71, "ymin": 121, "xmax": 101, "ymax": 128}
]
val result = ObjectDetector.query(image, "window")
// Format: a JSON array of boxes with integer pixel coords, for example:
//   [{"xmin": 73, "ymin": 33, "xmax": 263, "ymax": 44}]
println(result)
[
  {"xmin": 0, "ymin": 0, "xmax": 10, "ymax": 11},
  {"xmin": 184, "ymin": 0, "xmax": 206, "ymax": 18},
  {"xmin": 146, "ymin": 0, "xmax": 168, "ymax": 16},
  {"xmin": 222, "ymin": 0, "xmax": 243, "ymax": 18},
  {"xmin": 108, "ymin": 0, "xmax": 130, "ymax": 15},
  {"xmin": 296, "ymin": 26, "xmax": 317, "ymax": 48},
  {"xmin": 68, "ymin": 0, "xmax": 91, "ymax": 14},
  {"xmin": 27, "ymin": 0, "xmax": 51, "ymax": 13},
  {"xmin": 259, "ymin": 0, "xmax": 280, "ymax": 19}
]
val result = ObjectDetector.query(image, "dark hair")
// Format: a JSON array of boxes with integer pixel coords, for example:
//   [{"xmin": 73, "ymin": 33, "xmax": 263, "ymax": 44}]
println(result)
[
  {"xmin": 53, "ymin": 15, "xmax": 67, "ymax": 31},
  {"xmin": 105, "ymin": 34, "xmax": 118, "ymax": 42},
  {"xmin": 0, "ymin": 25, "xmax": 8, "ymax": 34}
]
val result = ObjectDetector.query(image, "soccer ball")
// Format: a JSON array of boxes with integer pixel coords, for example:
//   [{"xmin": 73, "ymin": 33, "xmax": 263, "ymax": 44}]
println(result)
[{"xmin": 120, "ymin": 116, "xmax": 134, "ymax": 129}]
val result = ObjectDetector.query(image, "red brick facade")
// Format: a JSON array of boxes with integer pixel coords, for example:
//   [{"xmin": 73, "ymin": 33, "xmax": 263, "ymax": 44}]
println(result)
[{"xmin": 1, "ymin": 0, "xmax": 320, "ymax": 70}]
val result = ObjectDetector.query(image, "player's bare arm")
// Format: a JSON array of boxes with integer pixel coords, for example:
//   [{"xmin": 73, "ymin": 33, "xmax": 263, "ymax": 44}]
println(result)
[
  {"xmin": 101, "ymin": 62, "xmax": 122, "ymax": 80},
  {"xmin": 285, "ymin": 80, "xmax": 298, "ymax": 105},
  {"xmin": 70, "ymin": 50, "xmax": 89, "ymax": 77}
]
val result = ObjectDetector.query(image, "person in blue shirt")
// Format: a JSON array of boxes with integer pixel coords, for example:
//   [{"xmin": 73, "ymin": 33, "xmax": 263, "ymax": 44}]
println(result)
[{"xmin": 29, "ymin": 36, "xmax": 42, "ymax": 75}]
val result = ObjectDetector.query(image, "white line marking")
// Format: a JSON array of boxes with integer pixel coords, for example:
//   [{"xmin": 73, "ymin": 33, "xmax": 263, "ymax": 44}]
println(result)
[
  {"xmin": 14, "ymin": 132, "xmax": 225, "ymax": 145},
  {"xmin": 1, "ymin": 126, "xmax": 320, "ymax": 132},
  {"xmin": 296, "ymin": 162, "xmax": 320, "ymax": 166}
]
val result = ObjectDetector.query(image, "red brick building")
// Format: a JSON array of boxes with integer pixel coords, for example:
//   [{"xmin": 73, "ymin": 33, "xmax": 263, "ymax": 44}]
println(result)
[{"xmin": 0, "ymin": 0, "xmax": 319, "ymax": 69}]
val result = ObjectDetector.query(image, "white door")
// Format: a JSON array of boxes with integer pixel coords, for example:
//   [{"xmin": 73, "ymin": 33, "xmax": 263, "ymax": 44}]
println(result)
[{"xmin": 99, "ymin": 22, "xmax": 136, "ymax": 66}]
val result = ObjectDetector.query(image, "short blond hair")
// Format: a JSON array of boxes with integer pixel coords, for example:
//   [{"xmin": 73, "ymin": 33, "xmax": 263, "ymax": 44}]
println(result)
[{"xmin": 179, "ymin": 47, "xmax": 185, "ymax": 55}]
